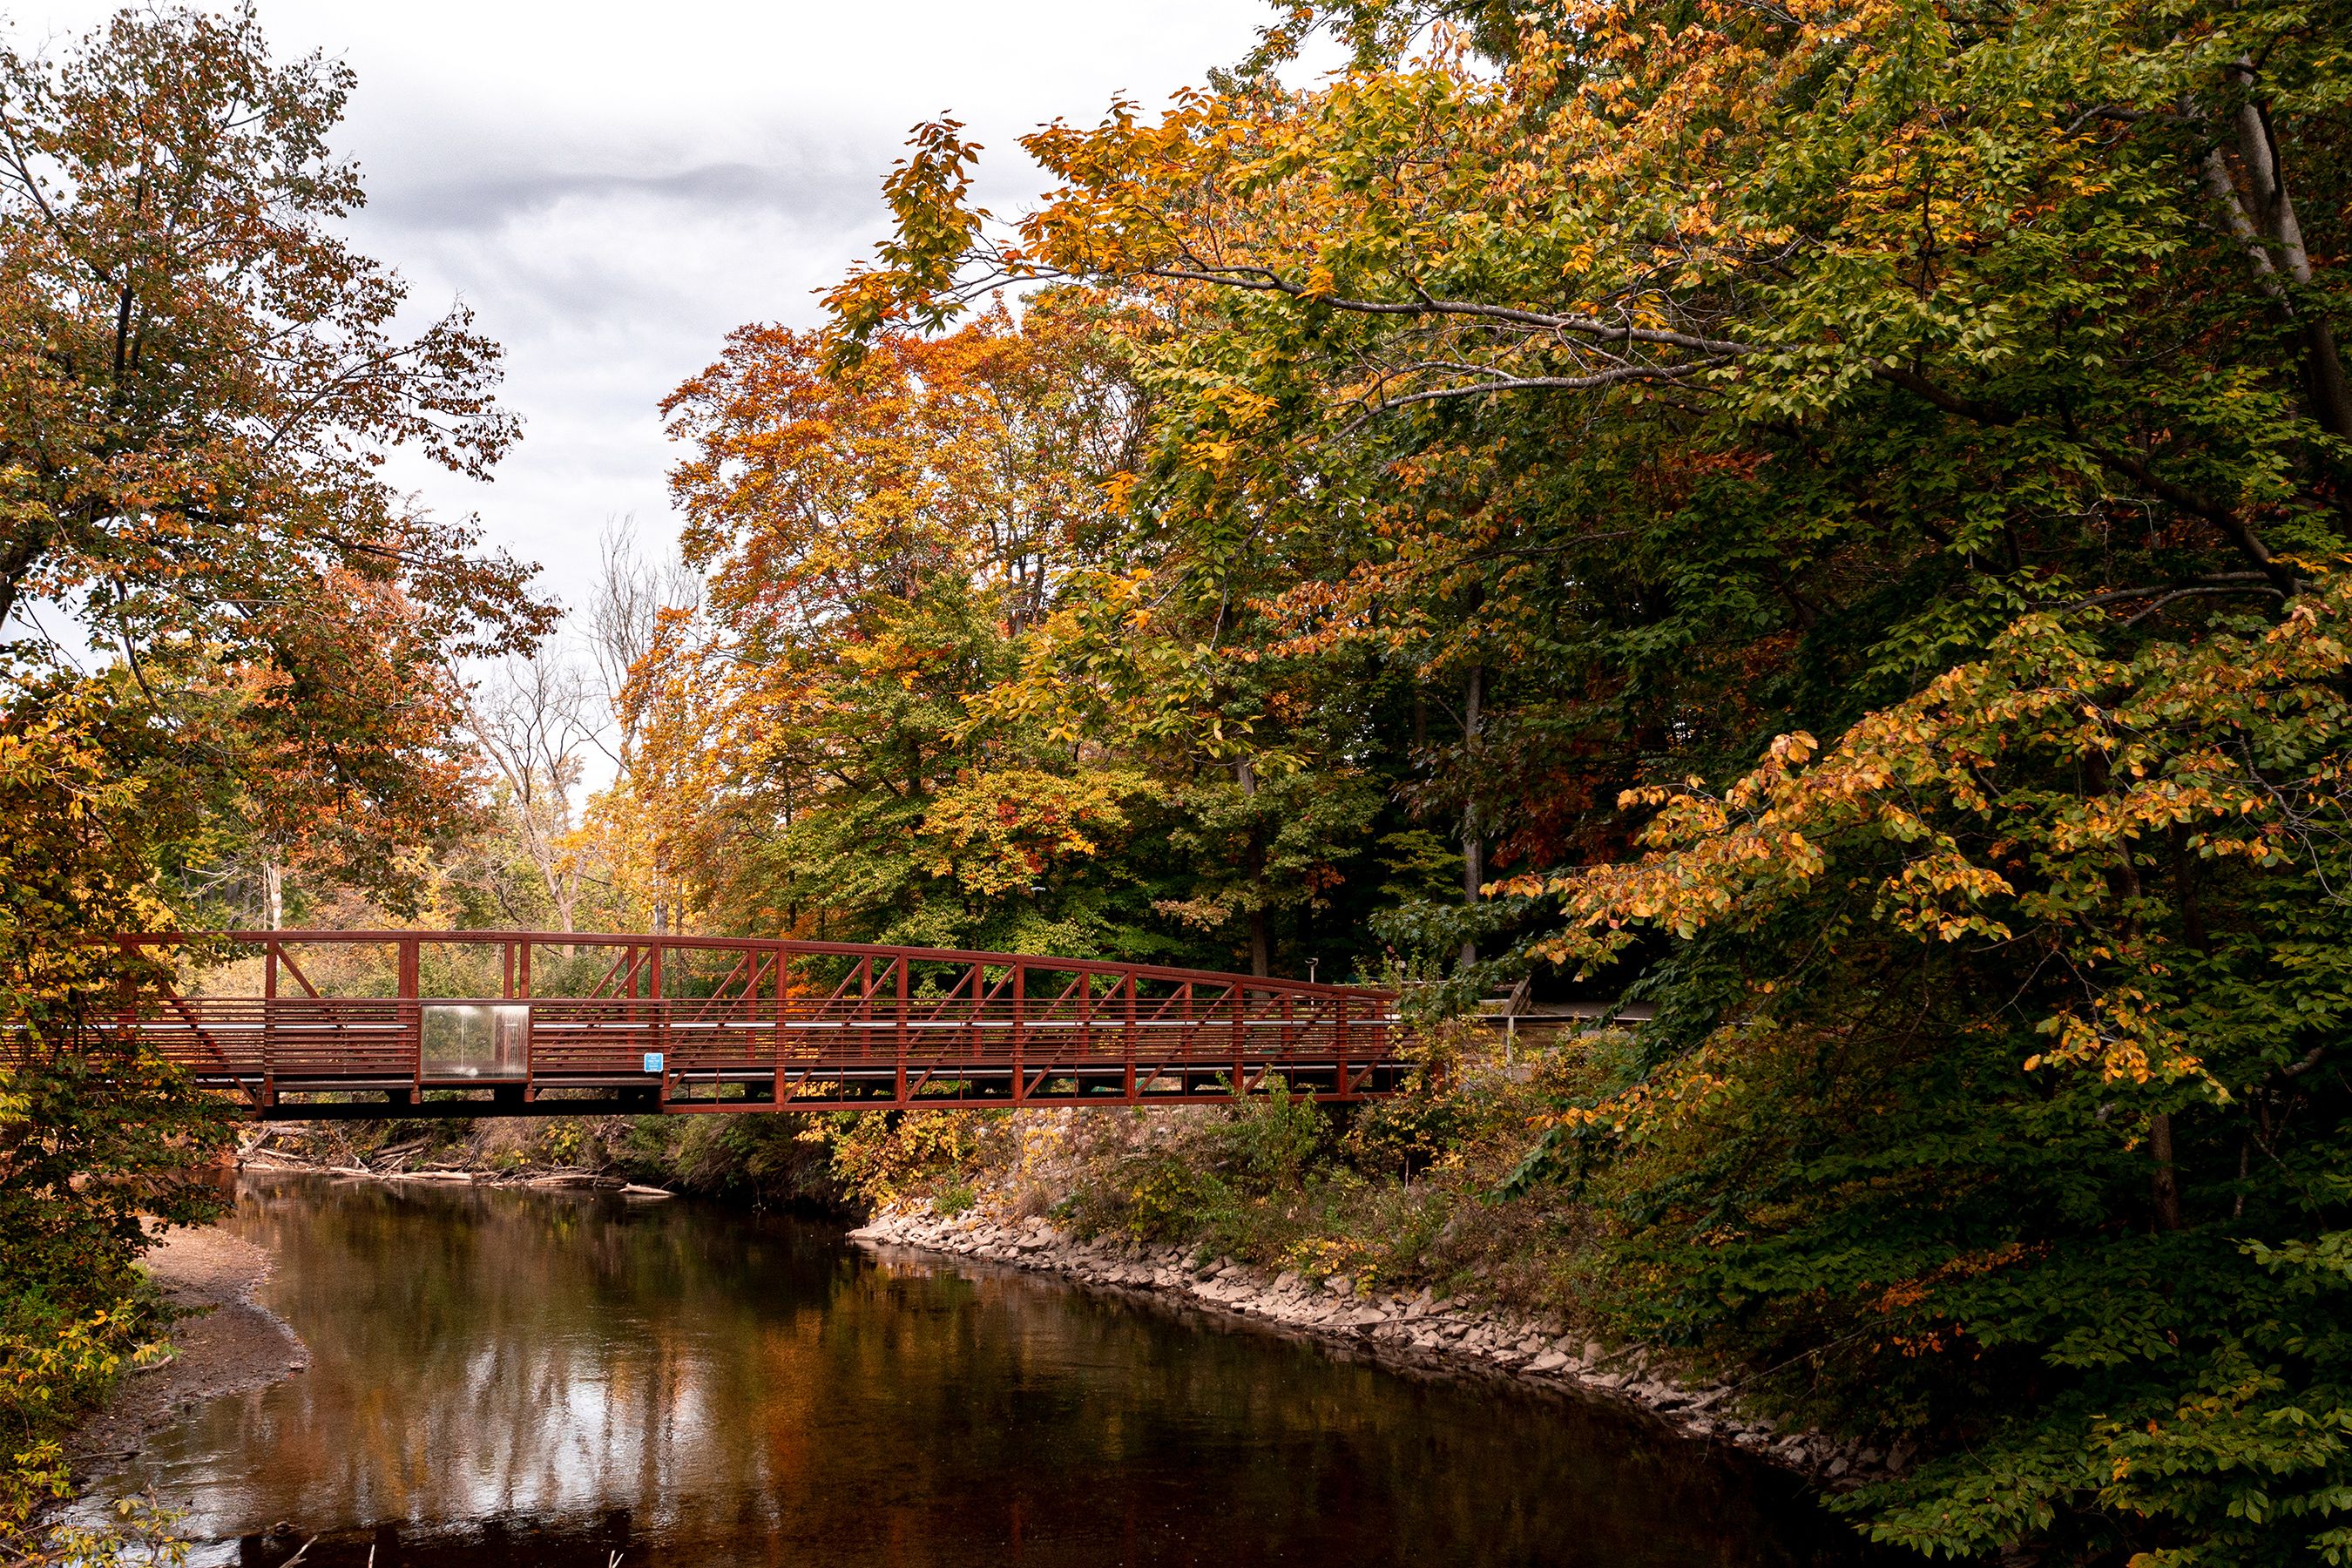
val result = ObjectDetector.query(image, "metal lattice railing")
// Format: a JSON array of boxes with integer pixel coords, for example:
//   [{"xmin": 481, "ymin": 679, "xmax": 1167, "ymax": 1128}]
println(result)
[{"xmin": 105, "ymin": 930, "xmax": 1408, "ymax": 1119}]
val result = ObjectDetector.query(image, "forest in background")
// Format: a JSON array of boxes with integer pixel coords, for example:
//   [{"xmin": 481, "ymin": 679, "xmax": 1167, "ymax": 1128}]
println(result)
[{"xmin": 2, "ymin": 0, "xmax": 2349, "ymax": 1563}]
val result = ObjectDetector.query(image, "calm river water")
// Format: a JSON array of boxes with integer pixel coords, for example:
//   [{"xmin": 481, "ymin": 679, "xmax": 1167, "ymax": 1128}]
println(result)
[{"xmin": 87, "ymin": 1176, "xmax": 1882, "ymax": 1566}]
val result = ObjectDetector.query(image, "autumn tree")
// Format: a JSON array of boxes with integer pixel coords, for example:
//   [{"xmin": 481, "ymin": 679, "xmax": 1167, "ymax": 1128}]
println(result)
[
  {"xmin": 802, "ymin": 0, "xmax": 2352, "ymax": 1556},
  {"xmin": 828, "ymin": 0, "xmax": 2352, "ymax": 972},
  {"xmin": 644, "ymin": 285, "xmax": 1418, "ymax": 972},
  {"xmin": 1490, "ymin": 585, "xmax": 2352, "ymax": 1563},
  {"xmin": 0, "ymin": 2, "xmax": 547, "ymax": 901},
  {"xmin": 0, "ymin": 7, "xmax": 544, "ymax": 1537},
  {"xmin": 641, "ymin": 297, "xmax": 1166, "ymax": 953}
]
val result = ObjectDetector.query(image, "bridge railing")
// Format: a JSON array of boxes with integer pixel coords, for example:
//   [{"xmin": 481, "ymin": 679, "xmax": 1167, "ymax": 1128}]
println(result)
[{"xmin": 104, "ymin": 930, "xmax": 1405, "ymax": 1115}]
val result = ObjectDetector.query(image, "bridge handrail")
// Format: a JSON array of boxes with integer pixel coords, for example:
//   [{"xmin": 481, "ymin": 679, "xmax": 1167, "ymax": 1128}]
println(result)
[
  {"xmin": 86, "ymin": 929, "xmax": 1413, "ymax": 1118},
  {"xmin": 106, "ymin": 929, "xmax": 1395, "ymax": 1002}
]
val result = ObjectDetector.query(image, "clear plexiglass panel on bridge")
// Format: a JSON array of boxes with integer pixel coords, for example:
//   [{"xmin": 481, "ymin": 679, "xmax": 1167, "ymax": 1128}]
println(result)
[{"xmin": 420, "ymin": 1004, "xmax": 530, "ymax": 1078}]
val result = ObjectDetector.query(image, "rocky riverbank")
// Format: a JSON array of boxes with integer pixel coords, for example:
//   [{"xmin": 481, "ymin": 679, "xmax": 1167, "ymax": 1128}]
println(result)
[
  {"xmin": 68, "ymin": 1227, "xmax": 306, "ymax": 1490},
  {"xmin": 849, "ymin": 1200, "xmax": 1909, "ymax": 1490}
]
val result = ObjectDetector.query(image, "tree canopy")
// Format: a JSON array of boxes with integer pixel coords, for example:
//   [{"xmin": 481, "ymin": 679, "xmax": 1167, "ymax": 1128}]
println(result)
[
  {"xmin": 3, "ymin": 0, "xmax": 2348, "ymax": 1559},
  {"xmin": 598, "ymin": 0, "xmax": 2352, "ymax": 1557},
  {"xmin": 0, "ymin": 9, "xmax": 544, "ymax": 1544}
]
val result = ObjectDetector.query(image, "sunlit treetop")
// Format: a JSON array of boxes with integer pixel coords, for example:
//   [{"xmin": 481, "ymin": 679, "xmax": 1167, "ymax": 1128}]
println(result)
[
  {"xmin": 0, "ymin": 3, "xmax": 549, "ymax": 669},
  {"xmin": 828, "ymin": 0, "xmax": 2349, "ymax": 611}
]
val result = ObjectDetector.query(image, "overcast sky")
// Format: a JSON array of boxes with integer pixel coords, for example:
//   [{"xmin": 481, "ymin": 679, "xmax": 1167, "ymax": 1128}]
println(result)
[{"xmin": 20, "ymin": 0, "xmax": 1310, "ymax": 619}]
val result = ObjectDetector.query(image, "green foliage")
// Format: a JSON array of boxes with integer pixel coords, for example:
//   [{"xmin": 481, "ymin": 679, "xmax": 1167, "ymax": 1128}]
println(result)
[
  {"xmin": 1056, "ymin": 1084, "xmax": 1362, "ymax": 1262},
  {"xmin": 0, "ymin": 685, "xmax": 236, "ymax": 1294},
  {"xmin": 812, "ymin": 1110, "xmax": 1004, "ymax": 1209},
  {"xmin": 788, "ymin": 0, "xmax": 2352, "ymax": 1551},
  {"xmin": 33, "ymin": 1494, "xmax": 192, "ymax": 1568},
  {"xmin": 647, "ymin": 1115, "xmax": 840, "ymax": 1206},
  {"xmin": 0, "ymin": 1306, "xmax": 184, "ymax": 1558},
  {"xmin": 0, "ymin": 685, "xmax": 227, "ymax": 1558},
  {"xmin": 1347, "ymin": 1085, "xmax": 1470, "ymax": 1180},
  {"xmin": 1497, "ymin": 589, "xmax": 2352, "ymax": 1564},
  {"xmin": 0, "ymin": 4, "xmax": 545, "ymax": 1554}
]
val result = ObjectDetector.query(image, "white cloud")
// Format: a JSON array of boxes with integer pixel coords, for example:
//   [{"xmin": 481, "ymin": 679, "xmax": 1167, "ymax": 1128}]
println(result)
[{"xmin": 18, "ymin": 0, "xmax": 1326, "ymax": 615}]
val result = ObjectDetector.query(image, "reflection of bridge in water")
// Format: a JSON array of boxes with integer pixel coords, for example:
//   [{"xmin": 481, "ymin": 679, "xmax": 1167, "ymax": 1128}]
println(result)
[{"xmin": 109, "ymin": 930, "xmax": 1406, "ymax": 1121}]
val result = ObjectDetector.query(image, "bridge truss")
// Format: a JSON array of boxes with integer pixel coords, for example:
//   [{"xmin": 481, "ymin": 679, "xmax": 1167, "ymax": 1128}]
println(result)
[{"xmin": 105, "ymin": 931, "xmax": 1406, "ymax": 1120}]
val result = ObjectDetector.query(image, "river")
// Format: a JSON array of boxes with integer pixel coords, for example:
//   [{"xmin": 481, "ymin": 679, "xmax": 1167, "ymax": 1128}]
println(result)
[{"xmin": 84, "ymin": 1176, "xmax": 1883, "ymax": 1566}]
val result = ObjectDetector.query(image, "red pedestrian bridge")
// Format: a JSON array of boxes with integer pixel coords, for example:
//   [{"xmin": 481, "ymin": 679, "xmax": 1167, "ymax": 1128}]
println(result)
[{"xmin": 107, "ymin": 930, "xmax": 1406, "ymax": 1121}]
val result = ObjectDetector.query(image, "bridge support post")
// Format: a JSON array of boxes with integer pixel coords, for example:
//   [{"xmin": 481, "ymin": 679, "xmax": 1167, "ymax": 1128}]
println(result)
[
  {"xmin": 1281, "ymin": 990, "xmax": 1294, "ymax": 1092},
  {"xmin": 261, "ymin": 939, "xmax": 278, "ymax": 1112},
  {"xmin": 1181, "ymin": 981, "xmax": 1195, "ymax": 1092},
  {"xmin": 1010, "ymin": 963, "xmax": 1025, "ymax": 1104},
  {"xmin": 1232, "ymin": 985, "xmax": 1246, "ymax": 1099},
  {"xmin": 650, "ymin": 943, "xmax": 666, "ymax": 1101},
  {"xmin": 1336, "ymin": 995, "xmax": 1352, "ymax": 1100},
  {"xmin": 398, "ymin": 936, "xmax": 422, "ymax": 1109},
  {"xmin": 857, "ymin": 955, "xmax": 872, "ymax": 1074},
  {"xmin": 774, "ymin": 952, "xmax": 788, "ymax": 1108}
]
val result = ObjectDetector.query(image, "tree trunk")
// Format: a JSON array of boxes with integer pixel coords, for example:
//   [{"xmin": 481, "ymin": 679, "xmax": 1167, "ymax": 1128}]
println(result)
[
  {"xmin": 1239, "ymin": 756, "xmax": 1269, "ymax": 977},
  {"xmin": 2149, "ymin": 1110, "xmax": 2184, "ymax": 1231},
  {"xmin": 263, "ymin": 859, "xmax": 283, "ymax": 930},
  {"xmin": 1460, "ymin": 665, "xmax": 1484, "ymax": 970},
  {"xmin": 0, "ymin": 521, "xmax": 52, "ymax": 636},
  {"xmin": 2203, "ymin": 63, "xmax": 2352, "ymax": 440},
  {"xmin": 2171, "ymin": 823, "xmax": 2210, "ymax": 954}
]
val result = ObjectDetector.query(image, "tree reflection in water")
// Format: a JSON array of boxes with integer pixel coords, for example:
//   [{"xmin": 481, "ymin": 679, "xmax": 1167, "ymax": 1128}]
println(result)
[{"xmin": 90, "ymin": 1177, "xmax": 1883, "ymax": 1567}]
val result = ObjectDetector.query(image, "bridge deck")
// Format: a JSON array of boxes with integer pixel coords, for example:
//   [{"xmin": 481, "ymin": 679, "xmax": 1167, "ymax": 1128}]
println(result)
[{"xmin": 105, "ymin": 931, "xmax": 1407, "ymax": 1120}]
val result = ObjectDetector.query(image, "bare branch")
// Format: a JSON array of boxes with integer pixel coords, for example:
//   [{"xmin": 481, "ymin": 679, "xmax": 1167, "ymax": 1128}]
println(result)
[{"xmin": 1138, "ymin": 267, "xmax": 1760, "ymax": 355}]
